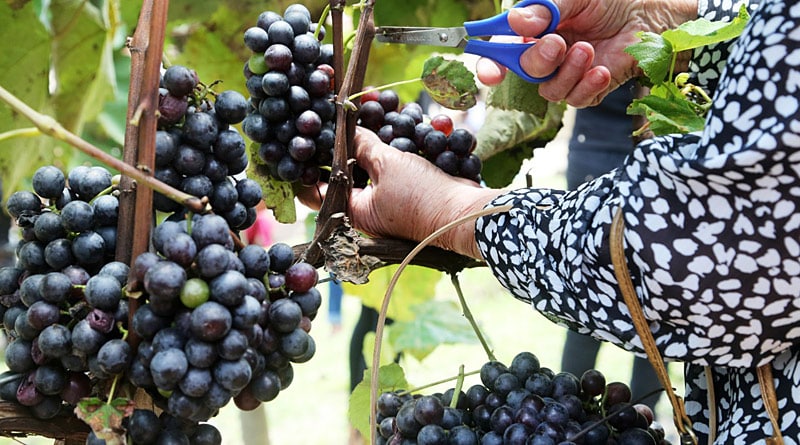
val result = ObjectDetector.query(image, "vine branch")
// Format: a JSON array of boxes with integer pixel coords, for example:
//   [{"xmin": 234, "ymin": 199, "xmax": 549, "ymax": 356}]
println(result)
[{"xmin": 0, "ymin": 85, "xmax": 207, "ymax": 216}]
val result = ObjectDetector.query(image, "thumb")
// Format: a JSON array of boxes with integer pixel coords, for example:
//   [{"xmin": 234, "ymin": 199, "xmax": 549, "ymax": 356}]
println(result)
[{"xmin": 507, "ymin": 2, "xmax": 560, "ymax": 38}]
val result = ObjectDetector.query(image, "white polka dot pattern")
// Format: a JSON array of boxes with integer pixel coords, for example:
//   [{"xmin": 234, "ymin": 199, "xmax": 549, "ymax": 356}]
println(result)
[{"xmin": 475, "ymin": 0, "xmax": 800, "ymax": 442}]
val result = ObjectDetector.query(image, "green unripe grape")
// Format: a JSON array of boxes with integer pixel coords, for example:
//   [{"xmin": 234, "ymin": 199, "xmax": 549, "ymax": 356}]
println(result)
[
  {"xmin": 180, "ymin": 278, "xmax": 210, "ymax": 308},
  {"xmin": 248, "ymin": 54, "xmax": 269, "ymax": 75}
]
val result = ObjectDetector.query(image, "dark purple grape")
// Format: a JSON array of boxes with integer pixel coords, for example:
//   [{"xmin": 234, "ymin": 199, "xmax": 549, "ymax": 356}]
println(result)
[
  {"xmin": 276, "ymin": 155, "xmax": 303, "ymax": 182},
  {"xmin": 150, "ymin": 348, "xmax": 189, "ymax": 390},
  {"xmin": 389, "ymin": 137, "xmax": 417, "ymax": 153},
  {"xmin": 215, "ymin": 90, "xmax": 249, "ymax": 125},
  {"xmin": 214, "ymin": 129, "xmax": 246, "ymax": 163},
  {"xmin": 259, "ymin": 96, "xmax": 290, "ymax": 122},
  {"xmin": 284, "ymin": 262, "xmax": 317, "ymax": 293},
  {"xmin": 579, "ymin": 370, "xmax": 606, "ymax": 399},
  {"xmin": 26, "ymin": 300, "xmax": 60, "ymax": 330},
  {"xmin": 163, "ymin": 65, "xmax": 197, "ymax": 97},
  {"xmin": 284, "ymin": 10, "xmax": 310, "ymax": 35},
  {"xmin": 97, "ymin": 338, "xmax": 132, "ymax": 375},
  {"xmin": 159, "ymin": 90, "xmax": 189, "ymax": 126},
  {"xmin": 16, "ymin": 372, "xmax": 44, "ymax": 407},
  {"xmin": 60, "ymin": 200, "xmax": 94, "ymax": 233},
  {"xmin": 267, "ymin": 242, "xmax": 294, "ymax": 273},
  {"xmin": 262, "ymin": 71, "xmax": 290, "ymax": 96},
  {"xmin": 288, "ymin": 136, "xmax": 316, "ymax": 162},
  {"xmin": 395, "ymin": 401, "xmax": 421, "ymax": 437},
  {"xmin": 32, "ymin": 166, "xmax": 66, "ymax": 200},
  {"xmin": 358, "ymin": 100, "xmax": 385, "ymax": 131},
  {"xmin": 413, "ymin": 122, "xmax": 433, "ymax": 148},
  {"xmin": 265, "ymin": 42, "xmax": 293, "ymax": 71},
  {"xmin": 378, "ymin": 90, "xmax": 400, "ymax": 113},
  {"xmin": 458, "ymin": 155, "xmax": 482, "ymax": 180},
  {"xmin": 59, "ymin": 371, "xmax": 91, "ymax": 405},
  {"xmin": 213, "ymin": 358, "xmax": 252, "ymax": 392},
  {"xmin": 401, "ymin": 102, "xmax": 424, "ymax": 124},
  {"xmin": 377, "ymin": 125, "xmax": 394, "ymax": 144},
  {"xmin": 144, "ymin": 260, "xmax": 187, "ymax": 301},
  {"xmin": 183, "ymin": 111, "xmax": 219, "ymax": 151},
  {"xmin": 447, "ymin": 128, "xmax": 476, "ymax": 157},
  {"xmin": 434, "ymin": 151, "xmax": 458, "ymax": 175},
  {"xmin": 259, "ymin": 141, "xmax": 286, "ymax": 164},
  {"xmin": 174, "ymin": 145, "xmax": 207, "ymax": 176},
  {"xmin": 190, "ymin": 301, "xmax": 232, "ymax": 341},
  {"xmin": 85, "ymin": 274, "xmax": 122, "ymax": 311},
  {"xmin": 552, "ymin": 372, "xmax": 580, "ymax": 398},
  {"xmin": 305, "ymin": 70, "xmax": 330, "ymax": 97},
  {"xmin": 37, "ymin": 324, "xmax": 71, "ymax": 358},
  {"xmin": 244, "ymin": 26, "xmax": 270, "ymax": 53},
  {"xmin": 268, "ymin": 298, "xmax": 302, "ymax": 333},
  {"xmin": 413, "ymin": 395, "xmax": 444, "ymax": 426},
  {"xmin": 155, "ymin": 130, "xmax": 178, "ymax": 167},
  {"xmin": 128, "ymin": 409, "xmax": 161, "ymax": 444},
  {"xmin": 6, "ymin": 191, "xmax": 41, "ymax": 219},
  {"xmin": 191, "ymin": 214, "xmax": 232, "ymax": 249},
  {"xmin": 38, "ymin": 272, "xmax": 72, "ymax": 304},
  {"xmin": 422, "ymin": 130, "xmax": 448, "ymax": 159},
  {"xmin": 235, "ymin": 179, "xmax": 262, "ymax": 208},
  {"xmin": 267, "ymin": 21, "xmax": 295, "ymax": 47},
  {"xmin": 293, "ymin": 33, "xmax": 320, "ymax": 64},
  {"xmin": 17, "ymin": 241, "xmax": 47, "ymax": 273},
  {"xmin": 210, "ymin": 181, "xmax": 238, "ymax": 213},
  {"xmin": 295, "ymin": 110, "xmax": 322, "ymax": 136},
  {"xmin": 191, "ymin": 423, "xmax": 222, "ymax": 445},
  {"xmin": 310, "ymin": 96, "xmax": 335, "ymax": 121}
]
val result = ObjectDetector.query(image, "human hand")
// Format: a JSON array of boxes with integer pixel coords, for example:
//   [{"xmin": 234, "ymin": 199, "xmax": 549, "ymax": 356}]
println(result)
[
  {"xmin": 476, "ymin": 0, "xmax": 697, "ymax": 107},
  {"xmin": 297, "ymin": 129, "xmax": 503, "ymax": 258}
]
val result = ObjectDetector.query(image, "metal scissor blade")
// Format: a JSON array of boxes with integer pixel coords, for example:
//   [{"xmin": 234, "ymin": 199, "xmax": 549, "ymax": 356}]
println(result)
[{"xmin": 375, "ymin": 27, "xmax": 468, "ymax": 48}]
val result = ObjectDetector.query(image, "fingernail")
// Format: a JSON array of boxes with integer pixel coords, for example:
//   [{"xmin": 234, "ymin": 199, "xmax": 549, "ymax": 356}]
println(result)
[
  {"xmin": 515, "ymin": 7, "xmax": 535, "ymax": 19},
  {"xmin": 539, "ymin": 39, "xmax": 561, "ymax": 61}
]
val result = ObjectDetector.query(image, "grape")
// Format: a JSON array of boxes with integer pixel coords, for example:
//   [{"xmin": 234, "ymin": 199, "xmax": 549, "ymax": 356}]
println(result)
[
  {"xmin": 159, "ymin": 90, "xmax": 189, "ymax": 126},
  {"xmin": 213, "ymin": 358, "xmax": 252, "ymax": 392},
  {"xmin": 39, "ymin": 271, "xmax": 72, "ymax": 303},
  {"xmin": 26, "ymin": 301, "xmax": 60, "ymax": 330},
  {"xmin": 32, "ymin": 166, "xmax": 66, "ymax": 200},
  {"xmin": 267, "ymin": 21, "xmax": 295, "ymax": 48},
  {"xmin": 262, "ymin": 71, "xmax": 290, "ymax": 96},
  {"xmin": 96, "ymin": 339, "xmax": 132, "ymax": 375},
  {"xmin": 430, "ymin": 114, "xmax": 454, "ymax": 135},
  {"xmin": 284, "ymin": 262, "xmax": 318, "ymax": 293},
  {"xmin": 288, "ymin": 135, "xmax": 316, "ymax": 161},
  {"xmin": 85, "ymin": 274, "xmax": 122, "ymax": 311},
  {"xmin": 267, "ymin": 242, "xmax": 294, "ymax": 273},
  {"xmin": 151, "ymin": 348, "xmax": 189, "ymax": 390},
  {"xmin": 435, "ymin": 151, "xmax": 459, "ymax": 175},
  {"xmin": 265, "ymin": 42, "xmax": 293, "ymax": 71},
  {"xmin": 423, "ymin": 130, "xmax": 448, "ymax": 159},
  {"xmin": 448, "ymin": 128, "xmax": 476, "ymax": 156},
  {"xmin": 190, "ymin": 301, "xmax": 232, "ymax": 341},
  {"xmin": 6, "ymin": 191, "xmax": 41, "ymax": 219},
  {"xmin": 292, "ymin": 33, "xmax": 320, "ymax": 64},
  {"xmin": 214, "ymin": 129, "xmax": 246, "ymax": 164},
  {"xmin": 163, "ymin": 65, "xmax": 198, "ymax": 97},
  {"xmin": 37, "ymin": 324, "xmax": 71, "ymax": 358},
  {"xmin": 243, "ymin": 26, "xmax": 270, "ymax": 53},
  {"xmin": 214, "ymin": 90, "xmax": 249, "ymax": 125},
  {"xmin": 60, "ymin": 200, "xmax": 94, "ymax": 233}
]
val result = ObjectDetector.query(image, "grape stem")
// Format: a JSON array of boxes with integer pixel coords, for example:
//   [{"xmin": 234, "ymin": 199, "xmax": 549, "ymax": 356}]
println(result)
[
  {"xmin": 394, "ymin": 367, "xmax": 478, "ymax": 398},
  {"xmin": 451, "ymin": 273, "xmax": 496, "ymax": 362},
  {"xmin": 347, "ymin": 78, "xmax": 421, "ymax": 102},
  {"xmin": 369, "ymin": 204, "xmax": 512, "ymax": 444},
  {"xmin": 0, "ymin": 127, "xmax": 41, "ymax": 143},
  {"xmin": 451, "ymin": 365, "xmax": 466, "ymax": 409},
  {"xmin": 0, "ymin": 85, "xmax": 208, "ymax": 215}
]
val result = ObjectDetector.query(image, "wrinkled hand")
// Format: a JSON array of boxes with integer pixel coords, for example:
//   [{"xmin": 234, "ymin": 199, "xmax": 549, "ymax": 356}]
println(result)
[
  {"xmin": 477, "ymin": 0, "xmax": 697, "ymax": 107},
  {"xmin": 297, "ymin": 129, "xmax": 503, "ymax": 258}
]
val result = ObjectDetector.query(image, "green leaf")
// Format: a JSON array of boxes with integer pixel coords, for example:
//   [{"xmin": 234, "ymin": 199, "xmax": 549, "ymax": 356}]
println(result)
[
  {"xmin": 50, "ymin": 0, "xmax": 117, "ymax": 133},
  {"xmin": 421, "ymin": 56, "xmax": 478, "ymax": 110},
  {"xmin": 627, "ymin": 84, "xmax": 706, "ymax": 135},
  {"xmin": 387, "ymin": 300, "xmax": 478, "ymax": 361},
  {"xmin": 74, "ymin": 397, "xmax": 136, "ymax": 444},
  {"xmin": 624, "ymin": 32, "xmax": 673, "ymax": 83},
  {"xmin": 246, "ymin": 146, "xmax": 297, "ymax": 223},
  {"xmin": 342, "ymin": 265, "xmax": 442, "ymax": 322},
  {"xmin": 348, "ymin": 363, "xmax": 410, "ymax": 438},
  {"xmin": 662, "ymin": 3, "xmax": 750, "ymax": 53},
  {"xmin": 0, "ymin": 1, "xmax": 58, "ymax": 201},
  {"xmin": 474, "ymin": 102, "xmax": 565, "ymax": 188},
  {"xmin": 486, "ymin": 72, "xmax": 549, "ymax": 117}
]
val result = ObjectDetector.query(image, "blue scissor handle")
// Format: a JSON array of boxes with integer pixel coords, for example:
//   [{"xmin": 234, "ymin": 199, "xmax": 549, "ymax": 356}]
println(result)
[{"xmin": 463, "ymin": 0, "xmax": 560, "ymax": 83}]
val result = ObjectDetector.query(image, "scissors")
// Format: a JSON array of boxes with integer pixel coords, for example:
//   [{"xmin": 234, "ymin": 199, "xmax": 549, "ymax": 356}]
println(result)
[{"xmin": 375, "ymin": 0, "xmax": 560, "ymax": 83}]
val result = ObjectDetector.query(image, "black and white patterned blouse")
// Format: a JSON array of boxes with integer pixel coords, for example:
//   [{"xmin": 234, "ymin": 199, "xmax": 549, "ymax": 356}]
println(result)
[{"xmin": 475, "ymin": 0, "xmax": 800, "ymax": 443}]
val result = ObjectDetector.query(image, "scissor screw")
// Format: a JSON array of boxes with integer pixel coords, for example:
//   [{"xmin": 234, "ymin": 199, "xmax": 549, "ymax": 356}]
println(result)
[{"xmin": 438, "ymin": 32, "xmax": 449, "ymax": 43}]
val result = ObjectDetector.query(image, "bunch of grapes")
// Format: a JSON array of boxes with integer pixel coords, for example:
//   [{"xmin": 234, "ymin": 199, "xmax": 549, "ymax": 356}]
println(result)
[
  {"xmin": 155, "ymin": 64, "xmax": 262, "ymax": 231},
  {"xmin": 127, "ymin": 213, "xmax": 321, "ymax": 425},
  {"xmin": 0, "ymin": 165, "xmax": 132, "ymax": 420},
  {"xmin": 240, "ymin": 4, "xmax": 337, "ymax": 186},
  {"xmin": 356, "ymin": 89, "xmax": 483, "ymax": 184},
  {"xmin": 375, "ymin": 352, "xmax": 668, "ymax": 445}
]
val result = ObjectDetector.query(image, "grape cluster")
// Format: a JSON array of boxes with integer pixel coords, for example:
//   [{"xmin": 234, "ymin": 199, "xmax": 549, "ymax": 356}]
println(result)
[
  {"xmin": 356, "ymin": 89, "xmax": 483, "ymax": 184},
  {"xmin": 241, "ymin": 4, "xmax": 337, "ymax": 185},
  {"xmin": 375, "ymin": 352, "xmax": 668, "ymax": 445},
  {"xmin": 0, "ymin": 165, "xmax": 130, "ymax": 419},
  {"xmin": 156, "ymin": 64, "xmax": 262, "ymax": 231},
  {"xmin": 128, "ymin": 214, "xmax": 321, "ymax": 424}
]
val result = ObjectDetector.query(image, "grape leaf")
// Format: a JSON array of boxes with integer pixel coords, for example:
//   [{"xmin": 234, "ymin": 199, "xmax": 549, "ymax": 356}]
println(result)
[
  {"xmin": 342, "ymin": 265, "xmax": 441, "ymax": 322},
  {"xmin": 74, "ymin": 397, "xmax": 136, "ymax": 444},
  {"xmin": 387, "ymin": 300, "xmax": 478, "ymax": 361},
  {"xmin": 50, "ymin": 0, "xmax": 117, "ymax": 133},
  {"xmin": 662, "ymin": 3, "xmax": 750, "ymax": 52},
  {"xmin": 475, "ymin": 102, "xmax": 565, "ymax": 187},
  {"xmin": 0, "ymin": 1, "xmax": 58, "ymax": 202},
  {"xmin": 624, "ymin": 32, "xmax": 673, "ymax": 84},
  {"xmin": 246, "ymin": 143, "xmax": 297, "ymax": 223},
  {"xmin": 421, "ymin": 56, "xmax": 478, "ymax": 110},
  {"xmin": 348, "ymin": 363, "xmax": 410, "ymax": 439},
  {"xmin": 486, "ymin": 72, "xmax": 549, "ymax": 118},
  {"xmin": 627, "ymin": 84, "xmax": 706, "ymax": 135}
]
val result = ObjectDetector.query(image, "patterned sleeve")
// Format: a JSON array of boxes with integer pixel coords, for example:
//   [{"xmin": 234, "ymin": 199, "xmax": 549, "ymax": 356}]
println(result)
[{"xmin": 475, "ymin": 0, "xmax": 800, "ymax": 368}]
